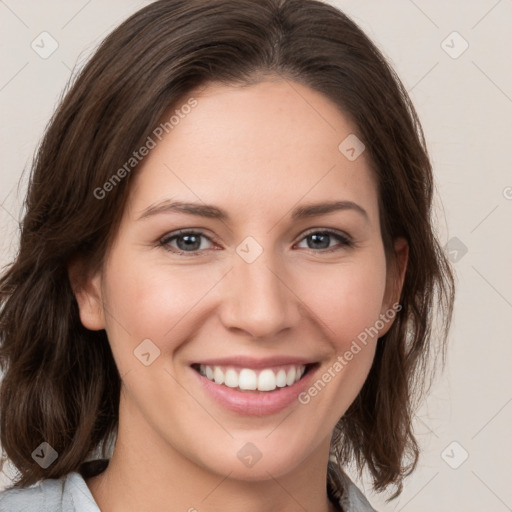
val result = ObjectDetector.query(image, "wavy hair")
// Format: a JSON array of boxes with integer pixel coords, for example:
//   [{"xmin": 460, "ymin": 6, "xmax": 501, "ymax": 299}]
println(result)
[{"xmin": 0, "ymin": 0, "xmax": 454, "ymax": 500}]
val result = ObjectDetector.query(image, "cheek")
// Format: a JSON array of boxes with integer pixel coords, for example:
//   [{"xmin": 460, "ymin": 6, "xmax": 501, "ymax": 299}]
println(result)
[
  {"xmin": 302, "ymin": 255, "xmax": 388, "ymax": 349},
  {"xmin": 102, "ymin": 257, "xmax": 221, "ymax": 362},
  {"xmin": 296, "ymin": 258, "xmax": 387, "ymax": 418}
]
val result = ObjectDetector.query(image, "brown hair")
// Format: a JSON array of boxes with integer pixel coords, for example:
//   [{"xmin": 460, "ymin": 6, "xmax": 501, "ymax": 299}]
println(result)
[{"xmin": 0, "ymin": 0, "xmax": 454, "ymax": 500}]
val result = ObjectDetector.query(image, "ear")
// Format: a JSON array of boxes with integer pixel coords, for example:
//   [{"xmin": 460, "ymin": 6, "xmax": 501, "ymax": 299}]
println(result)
[
  {"xmin": 378, "ymin": 237, "xmax": 408, "ymax": 336},
  {"xmin": 67, "ymin": 256, "xmax": 106, "ymax": 331}
]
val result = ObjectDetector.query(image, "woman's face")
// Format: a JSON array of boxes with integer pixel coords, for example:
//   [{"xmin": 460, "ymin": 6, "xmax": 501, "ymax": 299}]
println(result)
[{"xmin": 75, "ymin": 78, "xmax": 406, "ymax": 480}]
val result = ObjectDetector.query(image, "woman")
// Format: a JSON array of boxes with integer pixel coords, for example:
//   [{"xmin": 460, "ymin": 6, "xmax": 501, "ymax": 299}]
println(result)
[{"xmin": 0, "ymin": 0, "xmax": 454, "ymax": 510}]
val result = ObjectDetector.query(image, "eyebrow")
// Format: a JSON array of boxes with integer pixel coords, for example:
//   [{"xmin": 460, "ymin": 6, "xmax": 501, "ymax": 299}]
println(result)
[{"xmin": 137, "ymin": 199, "xmax": 369, "ymax": 222}]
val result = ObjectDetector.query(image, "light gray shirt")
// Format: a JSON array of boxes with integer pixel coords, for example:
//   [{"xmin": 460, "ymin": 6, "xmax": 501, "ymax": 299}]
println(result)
[{"xmin": 0, "ymin": 460, "xmax": 377, "ymax": 511}]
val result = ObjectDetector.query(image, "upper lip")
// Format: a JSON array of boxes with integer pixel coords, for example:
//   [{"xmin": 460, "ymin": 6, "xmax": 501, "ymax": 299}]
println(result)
[{"xmin": 191, "ymin": 356, "xmax": 316, "ymax": 369}]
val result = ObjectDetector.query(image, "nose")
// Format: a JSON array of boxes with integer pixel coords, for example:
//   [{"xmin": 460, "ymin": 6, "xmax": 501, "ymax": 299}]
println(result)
[{"xmin": 217, "ymin": 247, "xmax": 303, "ymax": 339}]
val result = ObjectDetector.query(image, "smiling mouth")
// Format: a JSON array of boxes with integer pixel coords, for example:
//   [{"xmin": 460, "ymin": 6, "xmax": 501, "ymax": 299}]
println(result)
[{"xmin": 191, "ymin": 363, "xmax": 316, "ymax": 392}]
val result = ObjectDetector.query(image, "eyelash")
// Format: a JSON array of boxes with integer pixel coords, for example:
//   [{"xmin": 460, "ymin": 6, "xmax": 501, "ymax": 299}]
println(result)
[{"xmin": 158, "ymin": 228, "xmax": 354, "ymax": 256}]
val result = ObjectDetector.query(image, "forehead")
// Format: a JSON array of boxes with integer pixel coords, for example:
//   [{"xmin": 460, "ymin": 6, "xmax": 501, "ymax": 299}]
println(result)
[{"xmin": 127, "ymin": 79, "xmax": 379, "ymax": 224}]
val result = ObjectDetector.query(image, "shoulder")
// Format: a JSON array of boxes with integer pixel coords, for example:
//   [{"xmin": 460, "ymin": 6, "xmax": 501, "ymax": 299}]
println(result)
[
  {"xmin": 0, "ymin": 475, "xmax": 64, "ymax": 511},
  {"xmin": 328, "ymin": 460, "xmax": 379, "ymax": 512},
  {"xmin": 338, "ymin": 475, "xmax": 378, "ymax": 512},
  {"xmin": 0, "ymin": 471, "xmax": 99, "ymax": 512}
]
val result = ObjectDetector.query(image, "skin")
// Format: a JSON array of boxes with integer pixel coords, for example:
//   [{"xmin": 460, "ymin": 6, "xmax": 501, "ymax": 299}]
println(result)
[{"xmin": 70, "ymin": 77, "xmax": 408, "ymax": 512}]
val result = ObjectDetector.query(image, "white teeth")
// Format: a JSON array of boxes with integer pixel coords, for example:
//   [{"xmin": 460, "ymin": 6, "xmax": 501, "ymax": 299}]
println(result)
[
  {"xmin": 276, "ymin": 369, "xmax": 287, "ymax": 388},
  {"xmin": 224, "ymin": 368, "xmax": 238, "ymax": 388},
  {"xmin": 238, "ymin": 369, "xmax": 257, "ymax": 390},
  {"xmin": 213, "ymin": 366, "xmax": 224, "ymax": 385},
  {"xmin": 286, "ymin": 367, "xmax": 296, "ymax": 386},
  {"xmin": 258, "ymin": 369, "xmax": 277, "ymax": 391},
  {"xmin": 197, "ymin": 364, "xmax": 307, "ymax": 392}
]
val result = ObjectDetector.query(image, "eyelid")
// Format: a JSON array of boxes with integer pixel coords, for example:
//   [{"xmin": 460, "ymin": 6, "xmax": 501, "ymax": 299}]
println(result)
[
  {"xmin": 159, "ymin": 229, "xmax": 218, "ymax": 254},
  {"xmin": 297, "ymin": 227, "xmax": 353, "ymax": 244}
]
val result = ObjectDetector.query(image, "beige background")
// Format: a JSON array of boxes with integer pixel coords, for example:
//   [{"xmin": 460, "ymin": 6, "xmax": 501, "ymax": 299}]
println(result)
[{"xmin": 1, "ymin": 1, "xmax": 511, "ymax": 510}]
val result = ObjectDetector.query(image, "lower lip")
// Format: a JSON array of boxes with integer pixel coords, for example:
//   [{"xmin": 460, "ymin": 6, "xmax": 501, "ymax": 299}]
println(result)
[{"xmin": 192, "ymin": 366, "xmax": 318, "ymax": 416}]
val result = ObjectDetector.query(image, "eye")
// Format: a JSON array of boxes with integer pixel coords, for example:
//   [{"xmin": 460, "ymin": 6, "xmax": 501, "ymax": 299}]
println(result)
[
  {"xmin": 159, "ymin": 228, "xmax": 353, "ymax": 256},
  {"xmin": 295, "ymin": 229, "xmax": 353, "ymax": 252},
  {"xmin": 159, "ymin": 230, "xmax": 216, "ymax": 255}
]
